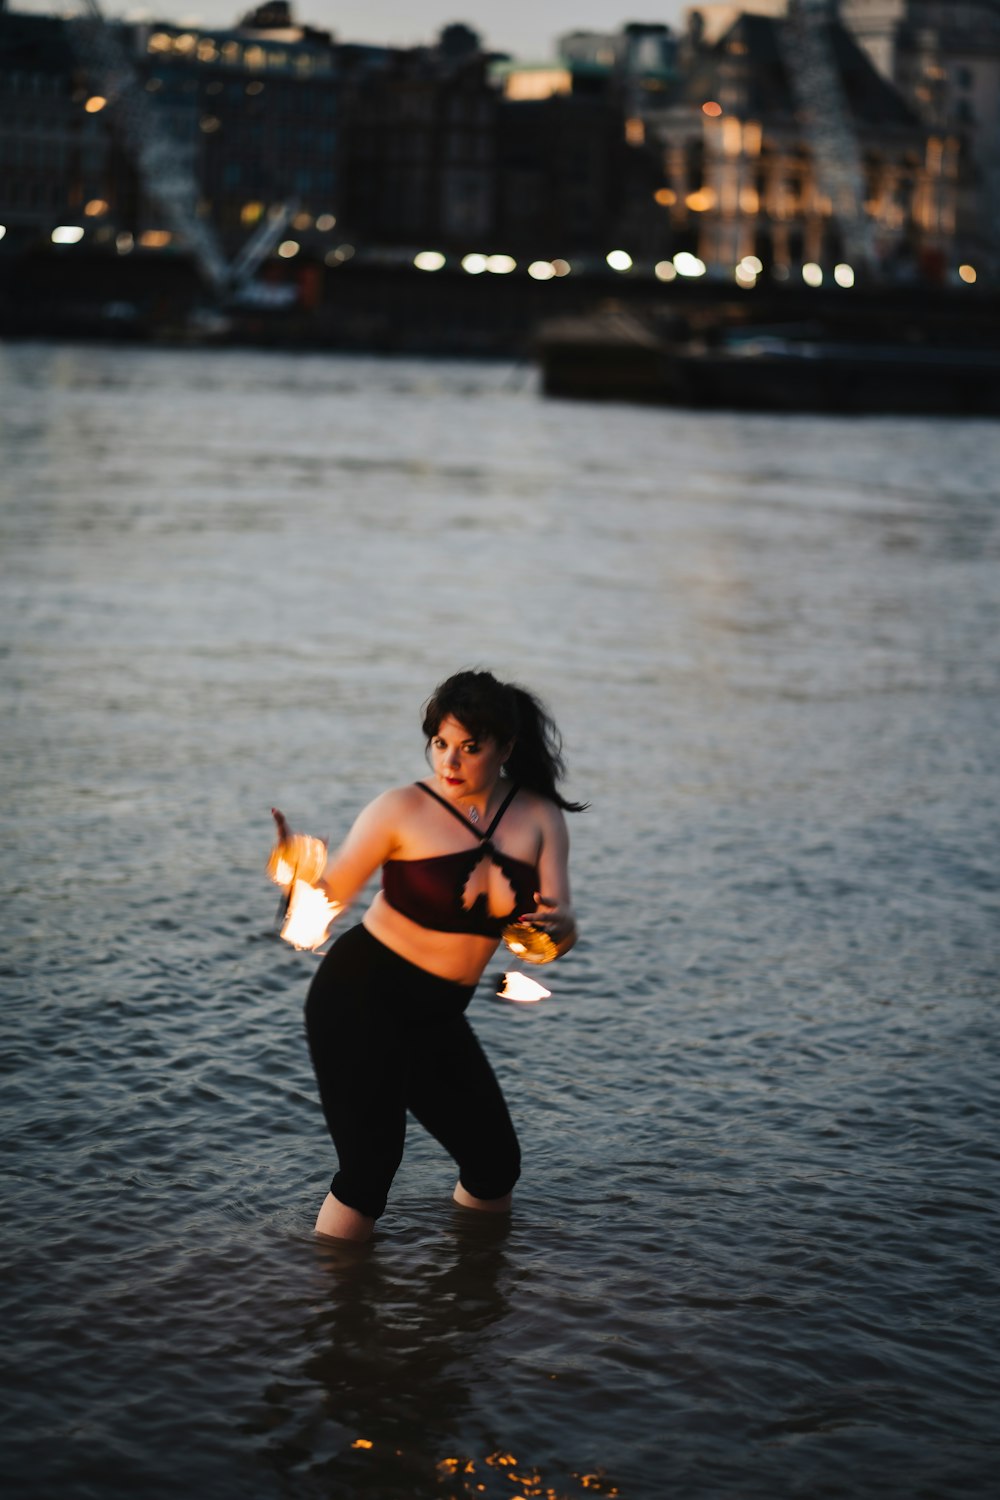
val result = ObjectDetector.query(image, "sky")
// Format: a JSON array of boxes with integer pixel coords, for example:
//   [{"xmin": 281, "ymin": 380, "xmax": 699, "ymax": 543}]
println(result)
[{"xmin": 15, "ymin": 2, "xmax": 693, "ymax": 60}]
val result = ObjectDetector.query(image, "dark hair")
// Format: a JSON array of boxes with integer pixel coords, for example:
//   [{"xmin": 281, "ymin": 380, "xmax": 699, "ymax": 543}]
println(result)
[{"xmin": 421, "ymin": 670, "xmax": 588, "ymax": 813}]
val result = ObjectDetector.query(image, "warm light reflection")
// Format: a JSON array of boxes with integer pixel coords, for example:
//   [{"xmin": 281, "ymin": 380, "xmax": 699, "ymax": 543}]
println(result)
[
  {"xmin": 51, "ymin": 225, "xmax": 84, "ymax": 244},
  {"xmin": 959, "ymin": 264, "xmax": 977, "ymax": 284},
  {"xmin": 834, "ymin": 262, "xmax": 855, "ymax": 288},
  {"xmin": 139, "ymin": 229, "xmax": 171, "ymax": 247},
  {"xmin": 702, "ymin": 100, "xmax": 723, "ymax": 117},
  {"xmin": 85, "ymin": 199, "xmax": 109, "ymax": 217},
  {"xmin": 461, "ymin": 252, "xmax": 487, "ymax": 273},
  {"xmin": 606, "ymin": 249, "xmax": 632, "ymax": 271},
  {"xmin": 85, "ymin": 96, "xmax": 107, "ymax": 113},
  {"xmin": 414, "ymin": 249, "xmax": 446, "ymax": 271},
  {"xmin": 316, "ymin": 213, "xmax": 336, "ymax": 231},
  {"xmin": 802, "ymin": 261, "xmax": 823, "ymax": 287},
  {"xmin": 654, "ymin": 187, "xmax": 677, "ymax": 206},
  {"xmin": 498, "ymin": 972, "xmax": 551, "ymax": 1002},
  {"xmin": 528, "ymin": 260, "xmax": 555, "ymax": 280},
  {"xmin": 485, "ymin": 254, "xmax": 516, "ymax": 274},
  {"xmin": 550, "ymin": 258, "xmax": 571, "ymax": 276},
  {"xmin": 277, "ymin": 239, "xmax": 299, "ymax": 258},
  {"xmin": 654, "ymin": 260, "xmax": 677, "ymax": 281}
]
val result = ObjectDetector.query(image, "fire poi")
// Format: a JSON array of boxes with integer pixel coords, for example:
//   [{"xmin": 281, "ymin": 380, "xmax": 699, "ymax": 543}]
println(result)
[{"xmin": 267, "ymin": 810, "xmax": 342, "ymax": 951}]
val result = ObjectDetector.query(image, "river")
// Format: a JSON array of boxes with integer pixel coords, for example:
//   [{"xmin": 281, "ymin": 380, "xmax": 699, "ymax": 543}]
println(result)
[{"xmin": 2, "ymin": 340, "xmax": 999, "ymax": 1499}]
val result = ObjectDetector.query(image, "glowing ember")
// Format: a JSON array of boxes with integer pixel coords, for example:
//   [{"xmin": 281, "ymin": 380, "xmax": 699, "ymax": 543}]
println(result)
[{"xmin": 498, "ymin": 972, "xmax": 551, "ymax": 1003}]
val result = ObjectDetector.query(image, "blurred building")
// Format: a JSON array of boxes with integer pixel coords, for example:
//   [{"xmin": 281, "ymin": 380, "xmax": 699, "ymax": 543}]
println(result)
[
  {"xmin": 840, "ymin": 0, "xmax": 1000, "ymax": 271},
  {"xmin": 637, "ymin": 8, "xmax": 956, "ymax": 279},
  {"xmin": 0, "ymin": 10, "xmax": 114, "ymax": 252},
  {"xmin": 340, "ymin": 29, "xmax": 497, "ymax": 246}
]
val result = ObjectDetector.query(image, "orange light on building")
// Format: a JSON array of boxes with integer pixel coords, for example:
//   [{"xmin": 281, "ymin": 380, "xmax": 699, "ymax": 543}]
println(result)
[
  {"xmin": 85, "ymin": 96, "xmax": 107, "ymax": 113},
  {"xmin": 625, "ymin": 117, "xmax": 645, "ymax": 145},
  {"xmin": 702, "ymin": 100, "xmax": 723, "ymax": 117},
  {"xmin": 503, "ymin": 67, "xmax": 572, "ymax": 101},
  {"xmin": 685, "ymin": 187, "xmax": 717, "ymax": 212},
  {"xmin": 139, "ymin": 230, "xmax": 172, "ymax": 247},
  {"xmin": 84, "ymin": 198, "xmax": 109, "ymax": 217},
  {"xmin": 654, "ymin": 187, "xmax": 677, "ymax": 206},
  {"xmin": 739, "ymin": 185, "xmax": 760, "ymax": 214},
  {"xmin": 958, "ymin": 264, "xmax": 977, "ymax": 284}
]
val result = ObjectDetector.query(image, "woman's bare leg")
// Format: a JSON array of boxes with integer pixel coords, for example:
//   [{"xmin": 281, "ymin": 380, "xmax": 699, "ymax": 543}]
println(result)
[
  {"xmin": 314, "ymin": 1192, "xmax": 375, "ymax": 1242},
  {"xmin": 453, "ymin": 1181, "xmax": 513, "ymax": 1214}
]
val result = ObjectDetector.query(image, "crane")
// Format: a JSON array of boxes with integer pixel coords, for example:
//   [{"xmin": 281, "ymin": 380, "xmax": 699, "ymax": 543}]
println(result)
[
  {"xmin": 68, "ymin": 0, "xmax": 298, "ymax": 304},
  {"xmin": 779, "ymin": 0, "xmax": 877, "ymax": 270}
]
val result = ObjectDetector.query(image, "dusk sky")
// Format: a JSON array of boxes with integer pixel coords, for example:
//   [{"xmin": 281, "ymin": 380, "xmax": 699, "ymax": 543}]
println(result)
[{"xmin": 16, "ymin": 1, "xmax": 692, "ymax": 60}]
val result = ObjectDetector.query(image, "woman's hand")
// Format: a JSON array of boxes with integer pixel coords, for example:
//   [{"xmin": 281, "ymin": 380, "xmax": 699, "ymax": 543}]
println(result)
[{"xmin": 518, "ymin": 893, "xmax": 577, "ymax": 949}]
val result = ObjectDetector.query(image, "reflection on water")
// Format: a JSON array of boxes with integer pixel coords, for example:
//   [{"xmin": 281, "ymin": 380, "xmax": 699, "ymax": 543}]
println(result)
[{"xmin": 2, "ymin": 342, "xmax": 999, "ymax": 1499}]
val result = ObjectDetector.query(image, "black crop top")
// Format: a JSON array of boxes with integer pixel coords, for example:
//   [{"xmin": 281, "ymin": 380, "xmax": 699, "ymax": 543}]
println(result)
[{"xmin": 381, "ymin": 783, "xmax": 539, "ymax": 938}]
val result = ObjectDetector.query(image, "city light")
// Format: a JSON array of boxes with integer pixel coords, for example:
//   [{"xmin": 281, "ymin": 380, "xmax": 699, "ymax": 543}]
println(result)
[
  {"xmin": 292, "ymin": 212, "xmax": 313, "ymax": 230},
  {"xmin": 200, "ymin": 115, "xmax": 221, "ymax": 133},
  {"xmin": 84, "ymin": 96, "xmax": 107, "ymax": 113},
  {"xmin": 139, "ymin": 230, "xmax": 171, "ymax": 247},
  {"xmin": 51, "ymin": 226, "xmax": 84, "ymax": 244},
  {"xmin": 959, "ymin": 264, "xmax": 977, "ymax": 284},
  {"xmin": 325, "ymin": 243, "xmax": 354, "ymax": 265},
  {"xmin": 741, "ymin": 255, "xmax": 763, "ymax": 274},
  {"xmin": 414, "ymin": 250, "xmax": 446, "ymax": 271},
  {"xmin": 802, "ymin": 262, "xmax": 824, "ymax": 287},
  {"xmin": 685, "ymin": 187, "xmax": 716, "ymax": 212},
  {"xmin": 735, "ymin": 263, "xmax": 757, "ymax": 289},
  {"xmin": 654, "ymin": 260, "xmax": 677, "ymax": 282},
  {"xmin": 528, "ymin": 260, "xmax": 555, "ymax": 280},
  {"xmin": 84, "ymin": 199, "xmax": 109, "ymax": 217},
  {"xmin": 654, "ymin": 187, "xmax": 677, "ymax": 206},
  {"xmin": 702, "ymin": 100, "xmax": 723, "ymax": 117},
  {"xmin": 277, "ymin": 240, "xmax": 300, "ymax": 258},
  {"xmin": 834, "ymin": 262, "xmax": 855, "ymax": 288},
  {"xmin": 0, "ymin": 226, "xmax": 6, "ymax": 242},
  {"xmin": 673, "ymin": 252, "xmax": 706, "ymax": 277},
  {"xmin": 116, "ymin": 231, "xmax": 134, "ymax": 253},
  {"xmin": 606, "ymin": 249, "xmax": 633, "ymax": 271},
  {"xmin": 461, "ymin": 253, "xmax": 487, "ymax": 274},
  {"xmin": 550, "ymin": 259, "xmax": 571, "ymax": 277},
  {"xmin": 485, "ymin": 254, "xmax": 516, "ymax": 274},
  {"xmin": 315, "ymin": 214, "xmax": 336, "ymax": 231}
]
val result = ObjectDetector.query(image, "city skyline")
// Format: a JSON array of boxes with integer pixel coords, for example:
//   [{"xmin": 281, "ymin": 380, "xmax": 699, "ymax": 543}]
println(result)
[{"xmin": 10, "ymin": 0, "xmax": 692, "ymax": 59}]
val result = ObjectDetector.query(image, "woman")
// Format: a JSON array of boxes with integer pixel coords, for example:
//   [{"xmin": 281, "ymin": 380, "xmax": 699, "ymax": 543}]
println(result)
[{"xmin": 276, "ymin": 669, "xmax": 584, "ymax": 1243}]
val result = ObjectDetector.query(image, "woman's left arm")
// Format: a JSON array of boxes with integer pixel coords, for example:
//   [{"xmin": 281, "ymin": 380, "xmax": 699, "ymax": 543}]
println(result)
[{"xmin": 519, "ymin": 802, "xmax": 577, "ymax": 954}]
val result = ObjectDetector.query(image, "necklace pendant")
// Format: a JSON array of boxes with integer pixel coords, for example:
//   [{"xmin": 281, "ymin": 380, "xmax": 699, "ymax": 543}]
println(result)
[{"xmin": 468, "ymin": 806, "xmax": 480, "ymax": 824}]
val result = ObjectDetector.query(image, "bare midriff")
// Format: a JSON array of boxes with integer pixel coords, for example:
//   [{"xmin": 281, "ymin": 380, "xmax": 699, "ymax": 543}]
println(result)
[{"xmin": 361, "ymin": 890, "xmax": 500, "ymax": 986}]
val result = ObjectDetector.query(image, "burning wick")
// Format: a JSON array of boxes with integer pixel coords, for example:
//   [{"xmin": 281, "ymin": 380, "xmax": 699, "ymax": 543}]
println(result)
[{"xmin": 498, "ymin": 972, "xmax": 551, "ymax": 1003}]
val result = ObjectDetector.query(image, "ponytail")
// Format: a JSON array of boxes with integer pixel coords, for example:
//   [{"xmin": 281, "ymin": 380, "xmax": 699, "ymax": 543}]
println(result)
[
  {"xmin": 421, "ymin": 670, "xmax": 588, "ymax": 813},
  {"xmin": 503, "ymin": 686, "xmax": 588, "ymax": 813}
]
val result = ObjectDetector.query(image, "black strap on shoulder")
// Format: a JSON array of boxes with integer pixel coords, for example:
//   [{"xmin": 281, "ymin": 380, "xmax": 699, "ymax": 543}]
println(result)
[
  {"xmin": 483, "ymin": 784, "xmax": 519, "ymax": 839},
  {"xmin": 414, "ymin": 781, "xmax": 518, "ymax": 842}
]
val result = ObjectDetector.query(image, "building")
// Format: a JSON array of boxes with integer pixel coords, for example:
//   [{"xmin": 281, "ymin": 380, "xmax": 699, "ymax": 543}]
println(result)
[
  {"xmin": 840, "ymin": 0, "xmax": 1000, "ymax": 271},
  {"xmin": 639, "ymin": 9, "xmax": 955, "ymax": 280},
  {"xmin": 0, "ymin": 11, "xmax": 115, "ymax": 253}
]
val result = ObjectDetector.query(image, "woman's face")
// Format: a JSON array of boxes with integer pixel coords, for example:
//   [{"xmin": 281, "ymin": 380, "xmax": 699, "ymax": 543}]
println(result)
[{"xmin": 429, "ymin": 715, "xmax": 510, "ymax": 801}]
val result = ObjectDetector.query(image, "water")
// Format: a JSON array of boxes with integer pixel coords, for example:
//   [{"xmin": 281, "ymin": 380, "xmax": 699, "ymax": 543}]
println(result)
[{"xmin": 2, "ymin": 341, "xmax": 999, "ymax": 1500}]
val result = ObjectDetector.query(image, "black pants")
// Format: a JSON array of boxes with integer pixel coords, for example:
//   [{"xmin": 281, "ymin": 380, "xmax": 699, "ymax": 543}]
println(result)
[{"xmin": 304, "ymin": 923, "xmax": 521, "ymax": 1220}]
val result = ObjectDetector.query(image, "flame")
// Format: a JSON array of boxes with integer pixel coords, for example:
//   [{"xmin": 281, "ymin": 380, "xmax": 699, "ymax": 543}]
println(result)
[
  {"xmin": 280, "ymin": 878, "xmax": 341, "ymax": 951},
  {"xmin": 498, "ymin": 972, "xmax": 551, "ymax": 1003},
  {"xmin": 267, "ymin": 826, "xmax": 339, "ymax": 950}
]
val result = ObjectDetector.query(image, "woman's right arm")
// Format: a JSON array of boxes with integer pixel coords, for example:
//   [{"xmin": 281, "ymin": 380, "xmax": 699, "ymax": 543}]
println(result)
[
  {"xmin": 271, "ymin": 789, "xmax": 402, "ymax": 911},
  {"xmin": 314, "ymin": 789, "xmax": 403, "ymax": 909}
]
